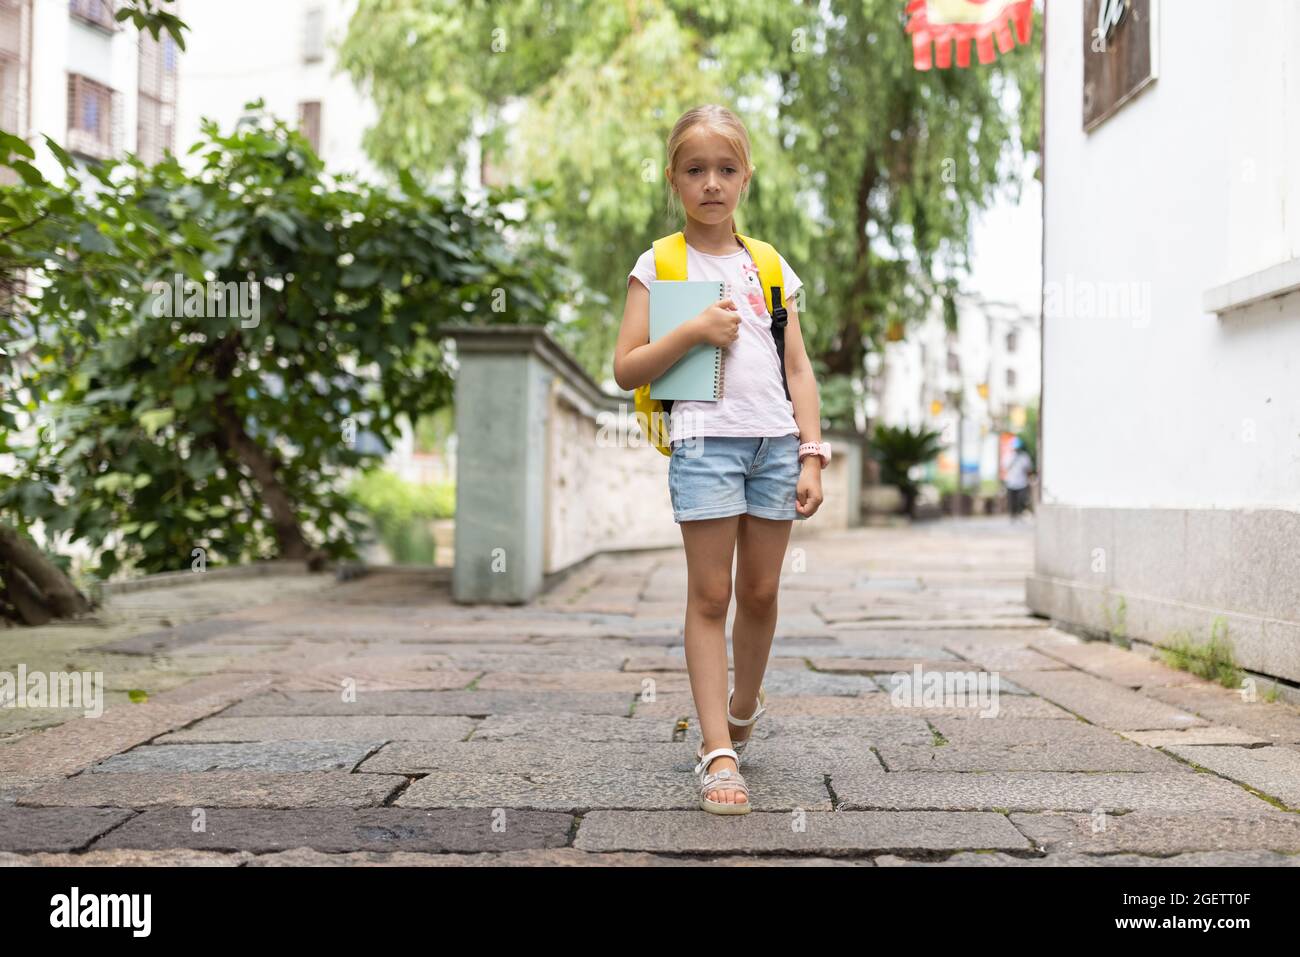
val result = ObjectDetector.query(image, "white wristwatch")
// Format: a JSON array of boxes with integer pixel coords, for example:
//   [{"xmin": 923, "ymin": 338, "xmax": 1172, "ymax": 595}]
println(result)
[{"xmin": 798, "ymin": 440, "xmax": 831, "ymax": 468}]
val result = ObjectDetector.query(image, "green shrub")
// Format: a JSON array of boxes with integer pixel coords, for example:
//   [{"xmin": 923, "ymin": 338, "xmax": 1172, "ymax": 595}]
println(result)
[{"xmin": 348, "ymin": 470, "xmax": 454, "ymax": 564}]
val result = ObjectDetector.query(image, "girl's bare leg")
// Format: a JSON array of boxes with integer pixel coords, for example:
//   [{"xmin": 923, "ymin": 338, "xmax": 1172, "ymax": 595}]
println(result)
[
  {"xmin": 730, "ymin": 514, "xmax": 794, "ymax": 746},
  {"xmin": 679, "ymin": 515, "xmax": 744, "ymax": 804}
]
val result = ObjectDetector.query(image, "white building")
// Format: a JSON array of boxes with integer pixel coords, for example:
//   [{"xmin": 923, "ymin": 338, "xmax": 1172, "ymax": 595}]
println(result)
[
  {"xmin": 2, "ymin": 0, "xmax": 178, "ymax": 181},
  {"xmin": 171, "ymin": 0, "xmax": 382, "ymax": 184},
  {"xmin": 1030, "ymin": 0, "xmax": 1300, "ymax": 687},
  {"xmin": 873, "ymin": 293, "xmax": 1040, "ymax": 488}
]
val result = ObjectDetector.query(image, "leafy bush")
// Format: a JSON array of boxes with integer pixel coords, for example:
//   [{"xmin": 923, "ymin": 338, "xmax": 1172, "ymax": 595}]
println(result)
[
  {"xmin": 348, "ymin": 469, "xmax": 453, "ymax": 564},
  {"xmin": 0, "ymin": 110, "xmax": 566, "ymax": 580}
]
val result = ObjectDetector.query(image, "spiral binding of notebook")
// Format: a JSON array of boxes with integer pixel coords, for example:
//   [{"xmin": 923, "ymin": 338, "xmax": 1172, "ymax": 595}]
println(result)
[{"xmin": 714, "ymin": 339, "xmax": 725, "ymax": 398}]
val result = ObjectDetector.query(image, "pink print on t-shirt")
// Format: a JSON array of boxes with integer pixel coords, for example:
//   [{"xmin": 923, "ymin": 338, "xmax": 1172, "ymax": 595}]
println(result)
[{"xmin": 739, "ymin": 260, "xmax": 767, "ymax": 316}]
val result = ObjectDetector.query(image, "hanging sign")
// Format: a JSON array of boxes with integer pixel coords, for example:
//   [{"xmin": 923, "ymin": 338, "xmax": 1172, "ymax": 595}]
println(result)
[{"xmin": 905, "ymin": 0, "xmax": 1034, "ymax": 70}]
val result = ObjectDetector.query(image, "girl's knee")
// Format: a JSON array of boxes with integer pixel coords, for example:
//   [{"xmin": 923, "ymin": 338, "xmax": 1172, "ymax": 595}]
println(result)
[
  {"xmin": 736, "ymin": 580, "xmax": 779, "ymax": 615},
  {"xmin": 688, "ymin": 583, "xmax": 732, "ymax": 619}
]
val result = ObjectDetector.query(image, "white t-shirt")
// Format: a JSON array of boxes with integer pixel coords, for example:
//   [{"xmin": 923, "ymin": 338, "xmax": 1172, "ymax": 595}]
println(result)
[
  {"xmin": 1004, "ymin": 450, "xmax": 1033, "ymax": 489},
  {"xmin": 627, "ymin": 240, "xmax": 803, "ymax": 443}
]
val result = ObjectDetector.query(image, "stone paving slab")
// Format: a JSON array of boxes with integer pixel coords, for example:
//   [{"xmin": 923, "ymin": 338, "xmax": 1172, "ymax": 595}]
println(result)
[
  {"xmin": 1031, "ymin": 640, "xmax": 1204, "ymax": 688},
  {"xmin": 573, "ymin": 810, "xmax": 1031, "ymax": 854},
  {"xmin": 15, "ymin": 772, "xmax": 407, "ymax": 809},
  {"xmin": 0, "ymin": 848, "xmax": 253, "ymax": 866},
  {"xmin": 690, "ymin": 715, "xmax": 935, "ymax": 748},
  {"xmin": 809, "ymin": 657, "xmax": 980, "ymax": 674},
  {"xmin": 875, "ymin": 849, "xmax": 1300, "ymax": 866},
  {"xmin": 929, "ymin": 716, "xmax": 1138, "ymax": 747},
  {"xmin": 97, "ymin": 615, "xmax": 260, "ymax": 655},
  {"xmin": 0, "ymin": 673, "xmax": 273, "ymax": 780},
  {"xmin": 472, "ymin": 671, "xmax": 694, "ymax": 693},
  {"xmin": 1162, "ymin": 744, "xmax": 1300, "ymax": 808},
  {"xmin": 619, "ymin": 655, "xmax": 807, "ymax": 672},
  {"xmin": 829, "ymin": 619, "xmax": 1051, "ymax": 632},
  {"xmin": 91, "ymin": 807, "xmax": 573, "ymax": 853},
  {"xmin": 874, "ymin": 741, "xmax": 1189, "ymax": 773},
  {"xmin": 152, "ymin": 715, "xmax": 475, "ymax": 744},
  {"xmin": 394, "ymin": 764, "xmax": 833, "ymax": 811},
  {"xmin": 1118, "ymin": 726, "xmax": 1271, "ymax": 747},
  {"xmin": 1011, "ymin": 810, "xmax": 1300, "ymax": 855},
  {"xmin": 1142, "ymin": 685, "xmax": 1300, "ymax": 743},
  {"xmin": 412, "ymin": 652, "xmax": 631, "ymax": 672},
  {"xmin": 830, "ymin": 771, "xmax": 1278, "ymax": 813},
  {"xmin": 0, "ymin": 807, "xmax": 135, "ymax": 852},
  {"xmin": 938, "ymin": 644, "xmax": 1071, "ymax": 671},
  {"xmin": 89, "ymin": 741, "xmax": 386, "ymax": 774},
  {"xmin": 223, "ymin": 690, "xmax": 633, "ymax": 717},
  {"xmin": 356, "ymin": 740, "xmax": 887, "ymax": 777},
  {"xmin": 780, "ymin": 643, "xmax": 962, "ymax": 660},
  {"xmin": 872, "ymin": 673, "xmax": 1033, "ymax": 696},
  {"xmin": 756, "ymin": 670, "xmax": 880, "ymax": 696},
  {"xmin": 1003, "ymin": 670, "xmax": 1208, "ymax": 730},
  {"xmin": 629, "ymin": 692, "xmax": 1073, "ymax": 721},
  {"xmin": 274, "ymin": 665, "xmax": 479, "ymax": 693},
  {"xmin": 470, "ymin": 714, "xmax": 672, "ymax": 743},
  {"xmin": 240, "ymin": 847, "xmax": 873, "ymax": 866}
]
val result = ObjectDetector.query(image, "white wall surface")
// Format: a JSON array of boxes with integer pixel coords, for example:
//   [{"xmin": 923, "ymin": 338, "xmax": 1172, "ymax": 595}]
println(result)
[
  {"xmin": 173, "ymin": 0, "xmax": 382, "ymax": 184},
  {"xmin": 1042, "ymin": 0, "xmax": 1300, "ymax": 510}
]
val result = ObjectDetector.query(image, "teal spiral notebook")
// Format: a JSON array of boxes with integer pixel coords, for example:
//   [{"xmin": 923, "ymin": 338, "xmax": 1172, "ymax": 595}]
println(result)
[{"xmin": 648, "ymin": 280, "xmax": 727, "ymax": 400}]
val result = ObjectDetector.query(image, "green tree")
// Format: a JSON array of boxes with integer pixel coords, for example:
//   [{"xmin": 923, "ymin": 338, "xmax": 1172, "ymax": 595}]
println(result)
[
  {"xmin": 0, "ymin": 111, "xmax": 567, "ymax": 623},
  {"xmin": 338, "ymin": 0, "xmax": 1041, "ymax": 427}
]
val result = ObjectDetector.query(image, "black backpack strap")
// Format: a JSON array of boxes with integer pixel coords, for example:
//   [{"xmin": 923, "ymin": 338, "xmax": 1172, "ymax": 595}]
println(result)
[{"xmin": 769, "ymin": 285, "xmax": 791, "ymax": 401}]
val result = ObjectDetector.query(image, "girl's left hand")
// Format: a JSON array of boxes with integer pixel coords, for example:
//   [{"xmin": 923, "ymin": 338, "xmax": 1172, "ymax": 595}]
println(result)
[{"xmin": 795, "ymin": 462, "xmax": 824, "ymax": 517}]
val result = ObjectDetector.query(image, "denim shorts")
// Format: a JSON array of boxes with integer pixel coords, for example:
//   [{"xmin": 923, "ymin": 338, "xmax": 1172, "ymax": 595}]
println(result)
[{"xmin": 668, "ymin": 434, "xmax": 807, "ymax": 523}]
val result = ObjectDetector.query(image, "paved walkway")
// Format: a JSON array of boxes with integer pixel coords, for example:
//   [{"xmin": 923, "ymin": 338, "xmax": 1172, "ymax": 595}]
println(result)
[{"xmin": 2, "ymin": 518, "xmax": 1299, "ymax": 865}]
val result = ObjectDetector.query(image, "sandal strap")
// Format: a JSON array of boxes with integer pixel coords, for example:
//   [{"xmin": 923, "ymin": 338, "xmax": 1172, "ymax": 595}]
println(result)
[
  {"xmin": 727, "ymin": 686, "xmax": 767, "ymax": 726},
  {"xmin": 694, "ymin": 746, "xmax": 739, "ymax": 775},
  {"xmin": 699, "ymin": 767, "xmax": 749, "ymax": 797}
]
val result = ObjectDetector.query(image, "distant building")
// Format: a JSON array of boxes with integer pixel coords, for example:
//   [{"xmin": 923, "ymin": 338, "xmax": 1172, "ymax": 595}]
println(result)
[
  {"xmin": 0, "ymin": 0, "xmax": 178, "ymax": 180},
  {"xmin": 873, "ymin": 293, "xmax": 1040, "ymax": 487},
  {"xmin": 172, "ymin": 0, "xmax": 382, "ymax": 183}
]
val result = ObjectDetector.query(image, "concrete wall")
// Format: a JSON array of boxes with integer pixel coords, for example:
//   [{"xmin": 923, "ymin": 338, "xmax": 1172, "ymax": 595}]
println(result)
[
  {"xmin": 440, "ymin": 324, "xmax": 865, "ymax": 604},
  {"xmin": 1032, "ymin": 0, "xmax": 1300, "ymax": 683}
]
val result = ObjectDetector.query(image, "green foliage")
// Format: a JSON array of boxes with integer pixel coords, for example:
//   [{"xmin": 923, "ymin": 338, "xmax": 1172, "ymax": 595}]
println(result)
[
  {"xmin": 0, "ymin": 108, "xmax": 566, "ymax": 578},
  {"xmin": 1159, "ymin": 618, "xmax": 1243, "ymax": 689},
  {"xmin": 870, "ymin": 423, "xmax": 944, "ymax": 513},
  {"xmin": 115, "ymin": 0, "xmax": 190, "ymax": 50},
  {"xmin": 337, "ymin": 0, "xmax": 1042, "ymax": 425},
  {"xmin": 347, "ymin": 469, "xmax": 453, "ymax": 564}
]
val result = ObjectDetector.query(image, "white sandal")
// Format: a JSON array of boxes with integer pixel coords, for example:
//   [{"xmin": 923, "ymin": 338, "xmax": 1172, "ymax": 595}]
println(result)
[
  {"xmin": 693, "ymin": 746, "xmax": 751, "ymax": 814},
  {"xmin": 728, "ymin": 685, "xmax": 767, "ymax": 758}
]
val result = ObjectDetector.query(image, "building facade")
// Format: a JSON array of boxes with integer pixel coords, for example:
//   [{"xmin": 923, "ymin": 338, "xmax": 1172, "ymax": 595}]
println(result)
[{"xmin": 1030, "ymin": 0, "xmax": 1300, "ymax": 685}]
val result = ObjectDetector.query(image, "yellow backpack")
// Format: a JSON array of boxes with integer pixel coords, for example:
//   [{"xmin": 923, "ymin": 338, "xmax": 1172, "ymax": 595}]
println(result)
[{"xmin": 632, "ymin": 231, "xmax": 791, "ymax": 456}]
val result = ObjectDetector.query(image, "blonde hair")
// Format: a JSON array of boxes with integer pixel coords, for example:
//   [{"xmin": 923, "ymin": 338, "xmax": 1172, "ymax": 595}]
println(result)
[{"xmin": 665, "ymin": 104, "xmax": 753, "ymax": 235}]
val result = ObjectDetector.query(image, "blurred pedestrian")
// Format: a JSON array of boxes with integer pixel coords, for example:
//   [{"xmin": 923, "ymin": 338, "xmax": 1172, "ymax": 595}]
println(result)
[{"xmin": 1004, "ymin": 437, "xmax": 1035, "ymax": 522}]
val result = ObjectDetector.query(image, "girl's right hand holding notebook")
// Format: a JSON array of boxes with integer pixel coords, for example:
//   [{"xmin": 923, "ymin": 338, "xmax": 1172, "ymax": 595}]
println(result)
[{"xmin": 691, "ymin": 298, "xmax": 740, "ymax": 347}]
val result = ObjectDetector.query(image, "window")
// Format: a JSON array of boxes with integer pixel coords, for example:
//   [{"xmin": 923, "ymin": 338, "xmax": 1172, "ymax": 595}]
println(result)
[
  {"xmin": 302, "ymin": 5, "xmax": 325, "ymax": 63},
  {"xmin": 1006, "ymin": 368, "xmax": 1017, "ymax": 389},
  {"xmin": 298, "ymin": 100, "xmax": 321, "ymax": 154},
  {"xmin": 0, "ymin": 0, "xmax": 30, "ymax": 186},
  {"xmin": 137, "ymin": 26, "xmax": 178, "ymax": 165},
  {"xmin": 1005, "ymin": 329, "xmax": 1017, "ymax": 353},
  {"xmin": 69, "ymin": 0, "xmax": 117, "ymax": 32},
  {"xmin": 67, "ymin": 73, "xmax": 119, "ymax": 160}
]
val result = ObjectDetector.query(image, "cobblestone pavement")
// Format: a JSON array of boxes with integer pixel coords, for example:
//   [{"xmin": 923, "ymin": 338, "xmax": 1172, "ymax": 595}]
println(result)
[{"xmin": 2, "ymin": 519, "xmax": 1299, "ymax": 866}]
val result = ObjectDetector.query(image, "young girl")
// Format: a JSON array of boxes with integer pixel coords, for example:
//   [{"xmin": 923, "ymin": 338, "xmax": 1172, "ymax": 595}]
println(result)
[{"xmin": 612, "ymin": 104, "xmax": 828, "ymax": 814}]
